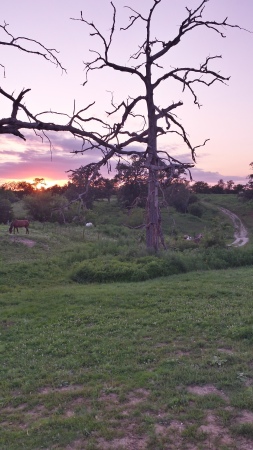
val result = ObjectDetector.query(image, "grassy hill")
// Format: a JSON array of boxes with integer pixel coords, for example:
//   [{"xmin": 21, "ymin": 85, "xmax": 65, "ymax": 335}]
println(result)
[{"xmin": 1, "ymin": 195, "xmax": 253, "ymax": 448}]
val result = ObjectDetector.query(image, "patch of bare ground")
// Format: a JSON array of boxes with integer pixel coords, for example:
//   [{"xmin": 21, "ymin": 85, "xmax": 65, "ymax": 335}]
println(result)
[
  {"xmin": 154, "ymin": 342, "xmax": 168, "ymax": 348},
  {"xmin": 99, "ymin": 388, "xmax": 149, "ymax": 409},
  {"xmin": 10, "ymin": 236, "xmax": 36, "ymax": 247},
  {"xmin": 236, "ymin": 440, "xmax": 253, "ymax": 450},
  {"xmin": 2, "ymin": 403, "xmax": 28, "ymax": 413},
  {"xmin": 158, "ymin": 421, "xmax": 191, "ymax": 450},
  {"xmin": 65, "ymin": 410, "xmax": 75, "ymax": 418},
  {"xmin": 1, "ymin": 404, "xmax": 49, "ymax": 428},
  {"xmin": 187, "ymin": 384, "xmax": 229, "ymax": 401},
  {"xmin": 92, "ymin": 389, "xmax": 150, "ymax": 448},
  {"xmin": 126, "ymin": 388, "xmax": 149, "ymax": 406},
  {"xmin": 199, "ymin": 412, "xmax": 233, "ymax": 447},
  {"xmin": 97, "ymin": 429, "xmax": 148, "ymax": 450},
  {"xmin": 155, "ymin": 414, "xmax": 241, "ymax": 449},
  {"xmin": 26, "ymin": 404, "xmax": 47, "ymax": 418},
  {"xmin": 155, "ymin": 419, "xmax": 185, "ymax": 438},
  {"xmin": 38, "ymin": 384, "xmax": 84, "ymax": 395},
  {"xmin": 175, "ymin": 350, "xmax": 191, "ymax": 357},
  {"xmin": 0, "ymin": 320, "xmax": 15, "ymax": 328},
  {"xmin": 65, "ymin": 440, "xmax": 88, "ymax": 450},
  {"xmin": 99, "ymin": 392, "xmax": 119, "ymax": 411},
  {"xmin": 236, "ymin": 410, "xmax": 253, "ymax": 424},
  {"xmin": 218, "ymin": 347, "xmax": 234, "ymax": 355},
  {"xmin": 62, "ymin": 396, "xmax": 93, "ymax": 419}
]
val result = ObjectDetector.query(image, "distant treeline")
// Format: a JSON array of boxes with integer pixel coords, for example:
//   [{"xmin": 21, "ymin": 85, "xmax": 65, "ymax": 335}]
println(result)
[{"xmin": 0, "ymin": 159, "xmax": 252, "ymax": 224}]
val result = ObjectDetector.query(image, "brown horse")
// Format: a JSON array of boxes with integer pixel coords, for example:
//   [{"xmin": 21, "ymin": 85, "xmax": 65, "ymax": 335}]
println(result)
[{"xmin": 9, "ymin": 219, "xmax": 30, "ymax": 234}]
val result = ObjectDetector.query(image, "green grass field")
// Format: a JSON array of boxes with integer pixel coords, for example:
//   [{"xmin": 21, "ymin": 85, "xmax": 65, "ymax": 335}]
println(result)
[{"xmin": 1, "ymin": 196, "xmax": 253, "ymax": 449}]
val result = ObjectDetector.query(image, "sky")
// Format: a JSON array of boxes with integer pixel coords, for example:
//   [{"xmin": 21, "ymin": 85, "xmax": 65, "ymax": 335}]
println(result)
[{"xmin": 0, "ymin": 0, "xmax": 252, "ymax": 187}]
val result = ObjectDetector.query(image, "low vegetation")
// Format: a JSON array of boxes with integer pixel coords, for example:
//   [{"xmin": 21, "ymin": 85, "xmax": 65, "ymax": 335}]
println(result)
[{"xmin": 1, "ymin": 195, "xmax": 253, "ymax": 448}]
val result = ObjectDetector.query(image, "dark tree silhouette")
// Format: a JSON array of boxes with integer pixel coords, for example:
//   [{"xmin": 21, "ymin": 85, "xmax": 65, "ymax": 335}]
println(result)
[
  {"xmin": 0, "ymin": 1, "xmax": 246, "ymax": 250},
  {"xmin": 191, "ymin": 181, "xmax": 210, "ymax": 194},
  {"xmin": 243, "ymin": 162, "xmax": 253, "ymax": 199}
]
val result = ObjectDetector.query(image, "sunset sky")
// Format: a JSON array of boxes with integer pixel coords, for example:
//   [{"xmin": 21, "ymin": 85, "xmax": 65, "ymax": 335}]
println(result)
[{"xmin": 0, "ymin": 0, "xmax": 252, "ymax": 187}]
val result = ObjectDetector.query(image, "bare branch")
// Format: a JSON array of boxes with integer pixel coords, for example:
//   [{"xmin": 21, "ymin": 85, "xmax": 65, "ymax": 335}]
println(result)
[
  {"xmin": 71, "ymin": 4, "xmax": 145, "ymax": 84},
  {"xmin": 0, "ymin": 21, "xmax": 66, "ymax": 73},
  {"xmin": 153, "ymin": 56, "xmax": 229, "ymax": 107}
]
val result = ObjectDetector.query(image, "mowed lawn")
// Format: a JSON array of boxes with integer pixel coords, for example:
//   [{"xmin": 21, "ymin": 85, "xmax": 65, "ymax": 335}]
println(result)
[{"xmin": 1, "ymin": 264, "xmax": 253, "ymax": 449}]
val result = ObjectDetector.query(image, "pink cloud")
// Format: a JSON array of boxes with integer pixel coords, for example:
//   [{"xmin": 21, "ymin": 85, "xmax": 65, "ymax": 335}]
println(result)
[{"xmin": 0, "ymin": 134, "xmax": 248, "ymax": 186}]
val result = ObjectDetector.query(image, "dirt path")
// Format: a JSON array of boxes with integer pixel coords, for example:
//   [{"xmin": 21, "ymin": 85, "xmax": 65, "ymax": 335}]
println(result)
[
  {"xmin": 219, "ymin": 207, "xmax": 249, "ymax": 247},
  {"xmin": 9, "ymin": 236, "xmax": 36, "ymax": 247}
]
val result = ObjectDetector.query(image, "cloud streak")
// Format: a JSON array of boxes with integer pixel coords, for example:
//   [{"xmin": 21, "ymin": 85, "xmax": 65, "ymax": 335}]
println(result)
[
  {"xmin": 0, "ymin": 134, "xmax": 248, "ymax": 186},
  {"xmin": 0, "ymin": 133, "xmax": 116, "ymax": 182}
]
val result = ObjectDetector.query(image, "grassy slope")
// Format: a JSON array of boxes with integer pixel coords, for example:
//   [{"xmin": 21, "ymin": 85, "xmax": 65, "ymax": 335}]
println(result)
[{"xmin": 0, "ymin": 195, "xmax": 253, "ymax": 449}]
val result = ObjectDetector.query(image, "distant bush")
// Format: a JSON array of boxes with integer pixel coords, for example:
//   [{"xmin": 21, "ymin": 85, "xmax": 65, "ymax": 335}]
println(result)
[
  {"xmin": 188, "ymin": 203, "xmax": 203, "ymax": 218},
  {"xmin": 201, "ymin": 231, "xmax": 226, "ymax": 248},
  {"xmin": 188, "ymin": 194, "xmax": 198, "ymax": 204}
]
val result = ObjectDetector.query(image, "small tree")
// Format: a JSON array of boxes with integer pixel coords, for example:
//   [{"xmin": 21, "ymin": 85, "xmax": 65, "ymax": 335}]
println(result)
[
  {"xmin": 95, "ymin": 178, "xmax": 115, "ymax": 203},
  {"xmin": 233, "ymin": 183, "xmax": 245, "ymax": 195},
  {"xmin": 211, "ymin": 179, "xmax": 226, "ymax": 194},
  {"xmin": 115, "ymin": 156, "xmax": 149, "ymax": 208},
  {"xmin": 0, "ymin": 1, "xmax": 246, "ymax": 251},
  {"xmin": 66, "ymin": 164, "xmax": 103, "ymax": 209},
  {"xmin": 165, "ymin": 181, "xmax": 191, "ymax": 214},
  {"xmin": 191, "ymin": 181, "xmax": 210, "ymax": 194},
  {"xmin": 226, "ymin": 180, "xmax": 235, "ymax": 193},
  {"xmin": 23, "ymin": 192, "xmax": 69, "ymax": 222},
  {"xmin": 242, "ymin": 162, "xmax": 253, "ymax": 200}
]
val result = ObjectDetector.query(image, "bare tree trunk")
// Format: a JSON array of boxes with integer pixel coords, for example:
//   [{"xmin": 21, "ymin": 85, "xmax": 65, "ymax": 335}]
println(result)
[
  {"xmin": 146, "ymin": 168, "xmax": 166, "ymax": 251},
  {"xmin": 146, "ymin": 168, "xmax": 158, "ymax": 250},
  {"xmin": 145, "ymin": 56, "xmax": 166, "ymax": 251}
]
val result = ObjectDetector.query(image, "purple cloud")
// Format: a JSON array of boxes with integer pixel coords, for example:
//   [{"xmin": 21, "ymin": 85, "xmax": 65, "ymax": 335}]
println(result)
[{"xmin": 0, "ymin": 134, "xmax": 248, "ymax": 186}]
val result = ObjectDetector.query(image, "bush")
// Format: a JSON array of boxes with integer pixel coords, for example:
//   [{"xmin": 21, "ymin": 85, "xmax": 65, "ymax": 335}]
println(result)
[
  {"xmin": 70, "ymin": 258, "xmax": 149, "ymax": 283},
  {"xmin": 23, "ymin": 192, "xmax": 63, "ymax": 221},
  {"xmin": 70, "ymin": 253, "xmax": 189, "ymax": 283},
  {"xmin": 188, "ymin": 203, "xmax": 203, "ymax": 218},
  {"xmin": 201, "ymin": 230, "xmax": 226, "ymax": 248},
  {"xmin": 69, "ymin": 245, "xmax": 253, "ymax": 284}
]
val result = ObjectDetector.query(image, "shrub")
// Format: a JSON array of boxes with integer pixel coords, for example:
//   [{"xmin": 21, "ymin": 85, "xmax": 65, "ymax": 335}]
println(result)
[
  {"xmin": 162, "ymin": 254, "xmax": 187, "ymax": 275},
  {"xmin": 70, "ymin": 258, "xmax": 149, "ymax": 283},
  {"xmin": 188, "ymin": 203, "xmax": 203, "ymax": 218},
  {"xmin": 201, "ymin": 230, "xmax": 226, "ymax": 248},
  {"xmin": 70, "ymin": 253, "xmax": 191, "ymax": 284}
]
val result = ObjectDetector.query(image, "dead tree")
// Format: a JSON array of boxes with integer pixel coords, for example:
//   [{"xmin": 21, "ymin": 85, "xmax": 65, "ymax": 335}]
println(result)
[{"xmin": 0, "ymin": 1, "xmax": 245, "ymax": 251}]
